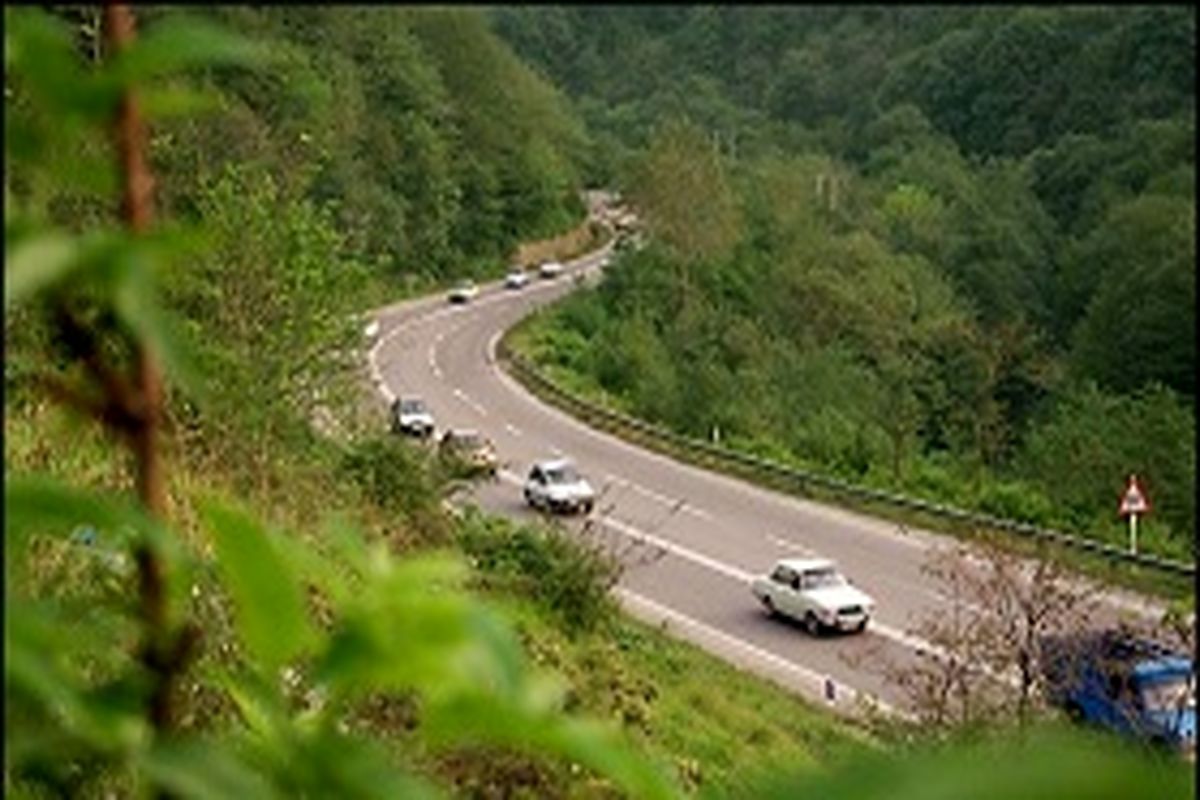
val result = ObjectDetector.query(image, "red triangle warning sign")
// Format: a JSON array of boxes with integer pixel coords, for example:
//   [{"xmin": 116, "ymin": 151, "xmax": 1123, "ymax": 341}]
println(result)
[{"xmin": 1118, "ymin": 475, "xmax": 1150, "ymax": 516}]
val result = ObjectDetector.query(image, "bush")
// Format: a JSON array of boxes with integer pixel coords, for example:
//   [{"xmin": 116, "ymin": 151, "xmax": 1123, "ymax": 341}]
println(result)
[
  {"xmin": 975, "ymin": 479, "xmax": 1055, "ymax": 526},
  {"xmin": 456, "ymin": 510, "xmax": 619, "ymax": 633},
  {"xmin": 338, "ymin": 435, "xmax": 451, "ymax": 545}
]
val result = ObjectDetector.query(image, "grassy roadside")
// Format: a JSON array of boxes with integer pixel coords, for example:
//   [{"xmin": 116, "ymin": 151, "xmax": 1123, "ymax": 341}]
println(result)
[
  {"xmin": 6, "ymin": 377, "xmax": 876, "ymax": 796},
  {"xmin": 502, "ymin": 306, "xmax": 1194, "ymax": 607}
]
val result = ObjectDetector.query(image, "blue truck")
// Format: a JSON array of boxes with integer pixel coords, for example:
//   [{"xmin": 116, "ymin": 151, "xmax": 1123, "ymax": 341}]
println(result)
[{"xmin": 1040, "ymin": 630, "xmax": 1195, "ymax": 759}]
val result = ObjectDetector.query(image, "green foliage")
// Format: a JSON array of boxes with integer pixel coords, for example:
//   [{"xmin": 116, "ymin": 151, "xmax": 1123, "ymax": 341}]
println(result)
[
  {"xmin": 6, "ymin": 8, "xmax": 679, "ymax": 798},
  {"xmin": 741, "ymin": 724, "xmax": 1193, "ymax": 800},
  {"xmin": 456, "ymin": 510, "xmax": 619, "ymax": 634},
  {"xmin": 499, "ymin": 6, "xmax": 1194, "ymax": 558},
  {"xmin": 1018, "ymin": 381, "xmax": 1195, "ymax": 550},
  {"xmin": 338, "ymin": 435, "xmax": 451, "ymax": 545}
]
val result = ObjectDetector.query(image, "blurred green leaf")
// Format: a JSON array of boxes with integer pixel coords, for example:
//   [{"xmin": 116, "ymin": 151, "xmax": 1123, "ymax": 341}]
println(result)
[
  {"xmin": 200, "ymin": 499, "xmax": 315, "ymax": 671},
  {"xmin": 139, "ymin": 738, "xmax": 279, "ymax": 800},
  {"xmin": 294, "ymin": 730, "xmax": 442, "ymax": 800},
  {"xmin": 5, "ymin": 230, "xmax": 80, "ymax": 307},
  {"xmin": 111, "ymin": 246, "xmax": 209, "ymax": 403},
  {"xmin": 141, "ymin": 84, "xmax": 225, "ymax": 120},
  {"xmin": 314, "ymin": 554, "xmax": 490, "ymax": 699},
  {"xmin": 5, "ymin": 477, "xmax": 161, "ymax": 572},
  {"xmin": 5, "ymin": 599, "xmax": 148, "ymax": 754},
  {"xmin": 106, "ymin": 16, "xmax": 272, "ymax": 85},
  {"xmin": 5, "ymin": 8, "xmax": 121, "ymax": 120},
  {"xmin": 426, "ymin": 692, "xmax": 681, "ymax": 800},
  {"xmin": 746, "ymin": 725, "xmax": 1193, "ymax": 800}
]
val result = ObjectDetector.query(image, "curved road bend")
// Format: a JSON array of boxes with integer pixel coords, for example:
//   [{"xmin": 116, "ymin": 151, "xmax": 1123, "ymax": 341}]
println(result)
[{"xmin": 366, "ymin": 246, "xmax": 1168, "ymax": 716}]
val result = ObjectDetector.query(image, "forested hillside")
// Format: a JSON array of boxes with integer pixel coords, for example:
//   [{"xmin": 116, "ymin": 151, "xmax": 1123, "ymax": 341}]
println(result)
[
  {"xmin": 494, "ymin": 6, "xmax": 1196, "ymax": 559},
  {"xmin": 149, "ymin": 5, "xmax": 588, "ymax": 281}
]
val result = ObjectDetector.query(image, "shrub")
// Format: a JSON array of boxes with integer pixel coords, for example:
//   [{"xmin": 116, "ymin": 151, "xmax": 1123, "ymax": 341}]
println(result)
[{"xmin": 456, "ymin": 510, "xmax": 619, "ymax": 633}]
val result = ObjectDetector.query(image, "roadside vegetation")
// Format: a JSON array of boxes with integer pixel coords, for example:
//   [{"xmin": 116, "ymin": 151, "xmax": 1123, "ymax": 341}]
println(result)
[
  {"xmin": 5, "ymin": 6, "xmax": 1192, "ymax": 799},
  {"xmin": 496, "ymin": 7, "xmax": 1196, "ymax": 568}
]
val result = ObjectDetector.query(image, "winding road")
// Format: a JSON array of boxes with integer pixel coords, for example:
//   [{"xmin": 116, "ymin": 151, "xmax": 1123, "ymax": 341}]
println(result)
[{"xmin": 364, "ymin": 237, "xmax": 1168, "ymax": 717}]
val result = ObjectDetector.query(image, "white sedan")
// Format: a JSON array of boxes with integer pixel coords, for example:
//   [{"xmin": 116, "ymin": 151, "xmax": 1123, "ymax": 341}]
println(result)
[
  {"xmin": 538, "ymin": 260, "xmax": 564, "ymax": 279},
  {"xmin": 504, "ymin": 269, "xmax": 530, "ymax": 289},
  {"xmin": 751, "ymin": 558, "xmax": 875, "ymax": 635},
  {"xmin": 448, "ymin": 280, "xmax": 479, "ymax": 303},
  {"xmin": 523, "ymin": 458, "xmax": 595, "ymax": 514}
]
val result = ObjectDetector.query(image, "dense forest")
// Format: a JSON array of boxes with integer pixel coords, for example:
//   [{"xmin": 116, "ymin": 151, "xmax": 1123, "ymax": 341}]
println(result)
[{"xmin": 494, "ymin": 6, "xmax": 1196, "ymax": 559}]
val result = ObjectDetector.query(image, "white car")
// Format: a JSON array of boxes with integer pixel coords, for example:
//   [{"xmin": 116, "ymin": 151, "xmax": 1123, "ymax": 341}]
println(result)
[
  {"xmin": 448, "ymin": 280, "xmax": 479, "ymax": 303},
  {"xmin": 523, "ymin": 458, "xmax": 595, "ymax": 514},
  {"xmin": 538, "ymin": 260, "xmax": 564, "ymax": 279},
  {"xmin": 390, "ymin": 396, "xmax": 435, "ymax": 438},
  {"xmin": 504, "ymin": 269, "xmax": 530, "ymax": 289},
  {"xmin": 751, "ymin": 558, "xmax": 875, "ymax": 635}
]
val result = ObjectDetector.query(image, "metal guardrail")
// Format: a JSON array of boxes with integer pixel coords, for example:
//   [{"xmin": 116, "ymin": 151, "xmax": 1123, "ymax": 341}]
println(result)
[{"xmin": 499, "ymin": 345, "xmax": 1195, "ymax": 578}]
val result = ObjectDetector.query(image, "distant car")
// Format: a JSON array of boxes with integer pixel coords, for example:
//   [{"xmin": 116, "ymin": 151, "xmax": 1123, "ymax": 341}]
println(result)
[
  {"xmin": 448, "ymin": 280, "xmax": 479, "ymax": 303},
  {"xmin": 523, "ymin": 458, "xmax": 595, "ymax": 514},
  {"xmin": 391, "ymin": 396, "xmax": 434, "ymax": 438},
  {"xmin": 538, "ymin": 260, "xmax": 564, "ymax": 279},
  {"xmin": 504, "ymin": 269, "xmax": 531, "ymax": 290},
  {"xmin": 751, "ymin": 558, "xmax": 875, "ymax": 635},
  {"xmin": 438, "ymin": 429, "xmax": 498, "ymax": 477},
  {"xmin": 1040, "ymin": 630, "xmax": 1195, "ymax": 758}
]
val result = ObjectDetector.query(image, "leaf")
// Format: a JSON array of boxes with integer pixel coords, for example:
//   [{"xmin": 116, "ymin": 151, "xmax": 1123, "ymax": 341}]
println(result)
[
  {"xmin": 5, "ymin": 599, "xmax": 148, "ymax": 754},
  {"xmin": 748, "ymin": 724, "xmax": 1193, "ymax": 800},
  {"xmin": 141, "ymin": 84, "xmax": 225, "ymax": 120},
  {"xmin": 111, "ymin": 244, "xmax": 209, "ymax": 404},
  {"xmin": 139, "ymin": 738, "xmax": 280, "ymax": 800},
  {"xmin": 296, "ymin": 730, "xmax": 442, "ymax": 800},
  {"xmin": 4, "ymin": 477, "xmax": 164, "ymax": 571},
  {"xmin": 425, "ymin": 692, "xmax": 681, "ymax": 800},
  {"xmin": 200, "ymin": 499, "xmax": 315, "ymax": 671},
  {"xmin": 4, "ymin": 230, "xmax": 80, "ymax": 307},
  {"xmin": 105, "ymin": 15, "xmax": 273, "ymax": 85},
  {"xmin": 5, "ymin": 8, "xmax": 121, "ymax": 120}
]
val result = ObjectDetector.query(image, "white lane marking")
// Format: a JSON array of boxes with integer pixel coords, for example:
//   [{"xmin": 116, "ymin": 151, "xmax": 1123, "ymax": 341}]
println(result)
[
  {"xmin": 489, "ymin": 360, "xmax": 929, "ymax": 553},
  {"xmin": 504, "ymin": 423, "xmax": 522, "ymax": 437},
  {"xmin": 366, "ymin": 243, "xmax": 613, "ymax": 412},
  {"xmin": 767, "ymin": 534, "xmax": 815, "ymax": 554},
  {"xmin": 497, "ymin": 468, "xmax": 947, "ymax": 663},
  {"xmin": 452, "ymin": 388, "xmax": 488, "ymax": 417},
  {"xmin": 487, "ymin": 330, "xmax": 502, "ymax": 363},
  {"xmin": 614, "ymin": 588, "xmax": 904, "ymax": 719},
  {"xmin": 604, "ymin": 473, "xmax": 713, "ymax": 520}
]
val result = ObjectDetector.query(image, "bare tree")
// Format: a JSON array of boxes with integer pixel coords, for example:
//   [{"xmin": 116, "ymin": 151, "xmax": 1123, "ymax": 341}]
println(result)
[{"xmin": 848, "ymin": 534, "xmax": 1101, "ymax": 732}]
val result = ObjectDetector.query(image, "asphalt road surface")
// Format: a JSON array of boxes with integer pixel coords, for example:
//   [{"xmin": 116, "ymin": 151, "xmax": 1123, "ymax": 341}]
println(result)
[{"xmin": 365, "ymin": 244, "xmax": 1169, "ymax": 717}]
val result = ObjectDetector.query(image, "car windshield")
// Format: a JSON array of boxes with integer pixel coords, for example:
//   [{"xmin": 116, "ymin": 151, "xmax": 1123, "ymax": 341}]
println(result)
[
  {"xmin": 1140, "ymin": 675, "xmax": 1196, "ymax": 712},
  {"xmin": 804, "ymin": 568, "xmax": 847, "ymax": 589},
  {"xmin": 545, "ymin": 465, "xmax": 580, "ymax": 484},
  {"xmin": 401, "ymin": 399, "xmax": 425, "ymax": 414}
]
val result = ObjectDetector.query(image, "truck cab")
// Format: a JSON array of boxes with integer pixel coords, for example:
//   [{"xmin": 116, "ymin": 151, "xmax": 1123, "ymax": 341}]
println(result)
[{"xmin": 1041, "ymin": 630, "xmax": 1195, "ymax": 758}]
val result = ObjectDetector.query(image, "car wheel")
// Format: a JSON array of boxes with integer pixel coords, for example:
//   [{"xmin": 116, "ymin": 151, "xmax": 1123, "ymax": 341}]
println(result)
[
  {"xmin": 803, "ymin": 612, "xmax": 822, "ymax": 637},
  {"xmin": 762, "ymin": 596, "xmax": 777, "ymax": 617},
  {"xmin": 524, "ymin": 489, "xmax": 534, "ymax": 506},
  {"xmin": 583, "ymin": 500, "xmax": 594, "ymax": 514},
  {"xmin": 854, "ymin": 618, "xmax": 869, "ymax": 634}
]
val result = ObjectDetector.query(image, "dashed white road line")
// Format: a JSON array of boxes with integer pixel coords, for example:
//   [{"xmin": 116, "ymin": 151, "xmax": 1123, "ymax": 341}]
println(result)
[
  {"xmin": 604, "ymin": 473, "xmax": 713, "ymax": 520},
  {"xmin": 767, "ymin": 534, "xmax": 816, "ymax": 554},
  {"xmin": 451, "ymin": 388, "xmax": 488, "ymax": 417},
  {"xmin": 496, "ymin": 468, "xmax": 945, "ymax": 664}
]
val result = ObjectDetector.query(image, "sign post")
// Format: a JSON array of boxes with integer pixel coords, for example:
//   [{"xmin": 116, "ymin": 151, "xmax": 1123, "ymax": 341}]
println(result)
[{"xmin": 1117, "ymin": 474, "xmax": 1150, "ymax": 555}]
